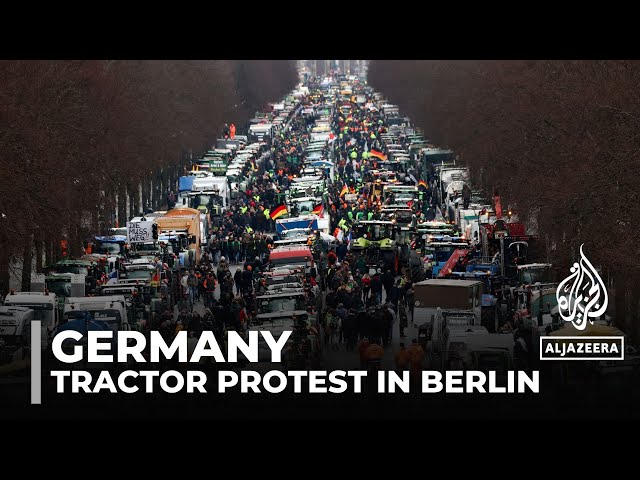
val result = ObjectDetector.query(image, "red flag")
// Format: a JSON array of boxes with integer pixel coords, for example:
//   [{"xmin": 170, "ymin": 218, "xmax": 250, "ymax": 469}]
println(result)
[
  {"xmin": 370, "ymin": 148, "xmax": 387, "ymax": 161},
  {"xmin": 270, "ymin": 204, "xmax": 288, "ymax": 220},
  {"xmin": 312, "ymin": 204, "xmax": 324, "ymax": 217}
]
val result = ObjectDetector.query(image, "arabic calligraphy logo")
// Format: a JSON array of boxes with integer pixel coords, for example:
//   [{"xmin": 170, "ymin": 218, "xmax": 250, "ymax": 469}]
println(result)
[{"xmin": 556, "ymin": 244, "xmax": 608, "ymax": 330}]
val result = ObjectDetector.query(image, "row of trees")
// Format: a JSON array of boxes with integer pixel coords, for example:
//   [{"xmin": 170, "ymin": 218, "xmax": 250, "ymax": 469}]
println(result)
[
  {"xmin": 369, "ymin": 60, "xmax": 640, "ymax": 333},
  {"xmin": 0, "ymin": 60, "xmax": 298, "ymax": 293}
]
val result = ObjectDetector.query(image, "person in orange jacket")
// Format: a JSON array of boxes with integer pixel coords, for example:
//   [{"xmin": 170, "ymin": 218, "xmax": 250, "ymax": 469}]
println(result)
[
  {"xmin": 408, "ymin": 339, "xmax": 425, "ymax": 383},
  {"xmin": 394, "ymin": 342, "xmax": 411, "ymax": 373}
]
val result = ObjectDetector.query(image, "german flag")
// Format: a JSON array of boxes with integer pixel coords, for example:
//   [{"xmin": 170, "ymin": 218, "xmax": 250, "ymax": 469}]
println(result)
[
  {"xmin": 340, "ymin": 184, "xmax": 348, "ymax": 197},
  {"xmin": 270, "ymin": 204, "xmax": 288, "ymax": 220},
  {"xmin": 418, "ymin": 179, "xmax": 428, "ymax": 190},
  {"xmin": 312, "ymin": 203, "xmax": 324, "ymax": 216},
  {"xmin": 370, "ymin": 148, "xmax": 387, "ymax": 161}
]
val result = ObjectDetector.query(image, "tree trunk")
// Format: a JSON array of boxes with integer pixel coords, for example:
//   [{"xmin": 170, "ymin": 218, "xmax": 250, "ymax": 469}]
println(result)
[
  {"xmin": 154, "ymin": 168, "xmax": 161, "ymax": 210},
  {"xmin": 71, "ymin": 223, "xmax": 82, "ymax": 258},
  {"xmin": 142, "ymin": 173, "xmax": 149, "ymax": 213},
  {"xmin": 105, "ymin": 184, "xmax": 115, "ymax": 231},
  {"xmin": 21, "ymin": 235, "xmax": 33, "ymax": 291},
  {"xmin": 118, "ymin": 183, "xmax": 127, "ymax": 229},
  {"xmin": 0, "ymin": 235, "xmax": 10, "ymax": 296},
  {"xmin": 34, "ymin": 228, "xmax": 44, "ymax": 273},
  {"xmin": 44, "ymin": 238, "xmax": 52, "ymax": 268}
]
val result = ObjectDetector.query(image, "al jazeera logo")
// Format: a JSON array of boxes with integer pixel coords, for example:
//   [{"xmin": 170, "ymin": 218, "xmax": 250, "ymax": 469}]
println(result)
[{"xmin": 540, "ymin": 244, "xmax": 624, "ymax": 361}]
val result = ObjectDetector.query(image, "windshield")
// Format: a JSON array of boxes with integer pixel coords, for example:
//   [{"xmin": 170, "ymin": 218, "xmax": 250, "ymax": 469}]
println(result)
[
  {"xmin": 353, "ymin": 224, "xmax": 394, "ymax": 241},
  {"xmin": 383, "ymin": 163, "xmax": 402, "ymax": 172},
  {"xmin": 194, "ymin": 194, "xmax": 213, "ymax": 208},
  {"xmin": 259, "ymin": 296, "xmax": 305, "ymax": 313},
  {"xmin": 395, "ymin": 211, "xmax": 413, "ymax": 222},
  {"xmin": 295, "ymin": 201, "xmax": 314, "ymax": 213},
  {"xmin": 3, "ymin": 303, "xmax": 51, "ymax": 327},
  {"xmin": 265, "ymin": 275, "xmax": 299, "ymax": 286},
  {"xmin": 56, "ymin": 265, "xmax": 89, "ymax": 276},
  {"xmin": 125, "ymin": 269, "xmax": 154, "ymax": 280},
  {"xmin": 281, "ymin": 229, "xmax": 309, "ymax": 239},
  {"xmin": 520, "ymin": 268, "xmax": 552, "ymax": 284},
  {"xmin": 95, "ymin": 242, "xmax": 123, "ymax": 255},
  {"xmin": 135, "ymin": 243, "xmax": 160, "ymax": 252},
  {"xmin": 271, "ymin": 256, "xmax": 309, "ymax": 266},
  {"xmin": 395, "ymin": 194, "xmax": 415, "ymax": 202},
  {"xmin": 46, "ymin": 280, "xmax": 73, "ymax": 298}
]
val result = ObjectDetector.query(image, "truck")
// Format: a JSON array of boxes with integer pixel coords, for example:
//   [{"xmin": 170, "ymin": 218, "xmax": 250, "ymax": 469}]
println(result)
[
  {"xmin": 93, "ymin": 235, "xmax": 127, "ymax": 271},
  {"xmin": 30, "ymin": 273, "xmax": 84, "ymax": 323},
  {"xmin": 435, "ymin": 320, "xmax": 514, "ymax": 373},
  {"xmin": 269, "ymin": 246, "xmax": 314, "ymax": 272},
  {"xmin": 63, "ymin": 295, "xmax": 131, "ymax": 333},
  {"xmin": 412, "ymin": 279, "xmax": 483, "ymax": 328},
  {"xmin": 190, "ymin": 175, "xmax": 229, "ymax": 209},
  {"xmin": 3, "ymin": 291, "xmax": 59, "ymax": 349},
  {"xmin": 50, "ymin": 259, "xmax": 98, "ymax": 295},
  {"xmin": 155, "ymin": 207, "xmax": 202, "ymax": 265},
  {"xmin": 0, "ymin": 306, "xmax": 35, "ymax": 366},
  {"xmin": 249, "ymin": 123, "xmax": 274, "ymax": 143},
  {"xmin": 275, "ymin": 215, "xmax": 320, "ymax": 235}
]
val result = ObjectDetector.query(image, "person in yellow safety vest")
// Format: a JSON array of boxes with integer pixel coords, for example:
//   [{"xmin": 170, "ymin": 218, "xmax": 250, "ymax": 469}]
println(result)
[
  {"xmin": 254, "ymin": 195, "xmax": 260, "ymax": 203},
  {"xmin": 175, "ymin": 320, "xmax": 185, "ymax": 336},
  {"xmin": 370, "ymin": 132, "xmax": 376, "ymax": 139},
  {"xmin": 263, "ymin": 208, "xmax": 270, "ymax": 219},
  {"xmin": 241, "ymin": 206, "xmax": 248, "ymax": 214},
  {"xmin": 338, "ymin": 218, "xmax": 348, "ymax": 231}
]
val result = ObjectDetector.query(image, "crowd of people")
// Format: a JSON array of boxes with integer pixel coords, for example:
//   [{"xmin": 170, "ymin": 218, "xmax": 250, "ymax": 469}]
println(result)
[{"xmin": 150, "ymin": 83, "xmax": 435, "ymax": 373}]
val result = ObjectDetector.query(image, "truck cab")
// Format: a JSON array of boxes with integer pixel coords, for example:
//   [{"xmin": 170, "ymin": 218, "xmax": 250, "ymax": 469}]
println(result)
[
  {"xmin": 63, "ymin": 295, "xmax": 130, "ymax": 332},
  {"xmin": 0, "ymin": 306, "xmax": 35, "ymax": 365},
  {"xmin": 3, "ymin": 291, "xmax": 59, "ymax": 348},
  {"xmin": 31, "ymin": 272, "xmax": 83, "ymax": 325}
]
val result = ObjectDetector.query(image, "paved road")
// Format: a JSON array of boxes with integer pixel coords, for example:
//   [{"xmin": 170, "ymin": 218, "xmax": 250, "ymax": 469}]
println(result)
[{"xmin": 179, "ymin": 263, "xmax": 421, "ymax": 371}]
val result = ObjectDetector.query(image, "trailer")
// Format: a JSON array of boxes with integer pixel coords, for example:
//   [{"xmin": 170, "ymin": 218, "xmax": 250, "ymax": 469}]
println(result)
[{"xmin": 412, "ymin": 279, "xmax": 483, "ymax": 327}]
